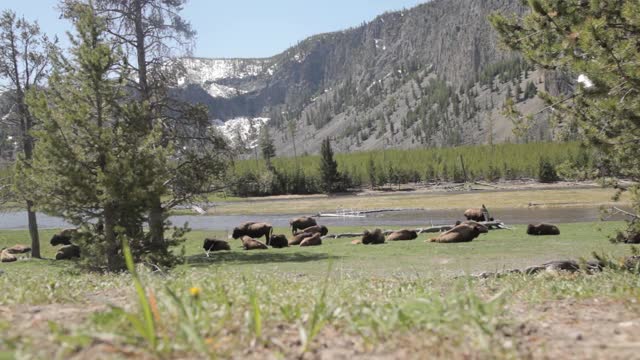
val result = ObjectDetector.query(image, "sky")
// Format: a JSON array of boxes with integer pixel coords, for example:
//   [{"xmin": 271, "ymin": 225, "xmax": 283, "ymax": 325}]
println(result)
[{"xmin": 0, "ymin": 0, "xmax": 425, "ymax": 58}]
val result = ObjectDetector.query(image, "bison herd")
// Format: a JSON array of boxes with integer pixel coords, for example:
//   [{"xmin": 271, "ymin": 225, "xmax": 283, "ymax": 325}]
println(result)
[{"xmin": 0, "ymin": 207, "xmax": 567, "ymax": 262}]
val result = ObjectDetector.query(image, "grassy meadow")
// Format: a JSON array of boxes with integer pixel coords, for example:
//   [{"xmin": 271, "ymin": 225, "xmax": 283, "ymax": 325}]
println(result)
[{"xmin": 1, "ymin": 221, "xmax": 639, "ymax": 358}]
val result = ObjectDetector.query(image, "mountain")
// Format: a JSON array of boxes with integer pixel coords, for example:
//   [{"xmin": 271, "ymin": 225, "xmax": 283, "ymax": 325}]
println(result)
[{"xmin": 175, "ymin": 0, "xmax": 563, "ymax": 155}]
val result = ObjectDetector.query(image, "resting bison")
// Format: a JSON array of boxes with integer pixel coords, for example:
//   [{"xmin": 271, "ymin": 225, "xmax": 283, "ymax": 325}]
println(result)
[
  {"xmin": 55, "ymin": 244, "xmax": 81, "ymax": 260},
  {"xmin": 295, "ymin": 225, "xmax": 328, "ymax": 236},
  {"xmin": 50, "ymin": 228, "xmax": 77, "ymax": 246},
  {"xmin": 289, "ymin": 232, "xmax": 311, "ymax": 246},
  {"xmin": 4, "ymin": 244, "xmax": 31, "ymax": 254},
  {"xmin": 527, "ymin": 224, "xmax": 560, "ymax": 236},
  {"xmin": 290, "ymin": 216, "xmax": 317, "ymax": 234},
  {"xmin": 232, "ymin": 222, "xmax": 273, "ymax": 244},
  {"xmin": 240, "ymin": 236, "xmax": 268, "ymax": 250},
  {"xmin": 461, "ymin": 221, "xmax": 489, "ymax": 234},
  {"xmin": 362, "ymin": 229, "xmax": 385, "ymax": 245},
  {"xmin": 0, "ymin": 249, "xmax": 16, "ymax": 263},
  {"xmin": 624, "ymin": 232, "xmax": 640, "ymax": 244},
  {"xmin": 203, "ymin": 239, "xmax": 231, "ymax": 252},
  {"xmin": 269, "ymin": 234, "xmax": 289, "ymax": 248},
  {"xmin": 429, "ymin": 223, "xmax": 484, "ymax": 243},
  {"xmin": 387, "ymin": 230, "xmax": 418, "ymax": 241},
  {"xmin": 300, "ymin": 233, "xmax": 322, "ymax": 247}
]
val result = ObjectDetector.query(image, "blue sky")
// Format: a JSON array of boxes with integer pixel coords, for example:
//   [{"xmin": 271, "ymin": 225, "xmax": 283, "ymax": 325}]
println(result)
[{"xmin": 0, "ymin": 0, "xmax": 425, "ymax": 58}]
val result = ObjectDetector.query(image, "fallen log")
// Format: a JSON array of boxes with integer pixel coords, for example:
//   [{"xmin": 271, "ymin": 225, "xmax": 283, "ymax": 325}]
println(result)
[{"xmin": 323, "ymin": 221, "xmax": 510, "ymax": 239}]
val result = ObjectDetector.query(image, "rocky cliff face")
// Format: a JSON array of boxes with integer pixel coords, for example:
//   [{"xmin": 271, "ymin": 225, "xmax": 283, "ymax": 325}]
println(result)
[{"xmin": 174, "ymin": 0, "xmax": 558, "ymax": 155}]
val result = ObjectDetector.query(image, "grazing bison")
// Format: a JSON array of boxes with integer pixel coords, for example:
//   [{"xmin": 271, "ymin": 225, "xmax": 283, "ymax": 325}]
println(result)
[
  {"xmin": 203, "ymin": 239, "xmax": 231, "ymax": 252},
  {"xmin": 527, "ymin": 224, "xmax": 560, "ymax": 236},
  {"xmin": 295, "ymin": 225, "xmax": 328, "ymax": 236},
  {"xmin": 429, "ymin": 223, "xmax": 484, "ymax": 243},
  {"xmin": 50, "ymin": 228, "xmax": 77, "ymax": 246},
  {"xmin": 300, "ymin": 233, "xmax": 322, "ymax": 247},
  {"xmin": 232, "ymin": 222, "xmax": 273, "ymax": 244},
  {"xmin": 0, "ymin": 249, "xmax": 16, "ymax": 263},
  {"xmin": 290, "ymin": 216, "xmax": 317, "ymax": 234},
  {"xmin": 4, "ymin": 244, "xmax": 31, "ymax": 254},
  {"xmin": 240, "ymin": 236, "xmax": 268, "ymax": 250},
  {"xmin": 269, "ymin": 235, "xmax": 289, "ymax": 248},
  {"xmin": 289, "ymin": 232, "xmax": 311, "ymax": 246},
  {"xmin": 55, "ymin": 244, "xmax": 81, "ymax": 260},
  {"xmin": 361, "ymin": 229, "xmax": 385, "ymax": 245},
  {"xmin": 387, "ymin": 230, "xmax": 418, "ymax": 241}
]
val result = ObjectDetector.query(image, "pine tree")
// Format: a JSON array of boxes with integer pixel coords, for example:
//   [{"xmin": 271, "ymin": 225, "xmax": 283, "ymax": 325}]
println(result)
[
  {"xmin": 319, "ymin": 137, "xmax": 341, "ymax": 193},
  {"xmin": 21, "ymin": 2, "xmax": 165, "ymax": 270},
  {"xmin": 0, "ymin": 11, "xmax": 54, "ymax": 258},
  {"xmin": 490, "ymin": 0, "xmax": 640, "ymax": 226},
  {"xmin": 260, "ymin": 126, "xmax": 276, "ymax": 167}
]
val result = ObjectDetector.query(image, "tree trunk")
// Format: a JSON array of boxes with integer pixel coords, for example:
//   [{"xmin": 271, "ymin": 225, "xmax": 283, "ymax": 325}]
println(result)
[
  {"xmin": 26, "ymin": 200, "xmax": 40, "ymax": 258},
  {"xmin": 148, "ymin": 197, "xmax": 165, "ymax": 246},
  {"xmin": 103, "ymin": 206, "xmax": 123, "ymax": 270}
]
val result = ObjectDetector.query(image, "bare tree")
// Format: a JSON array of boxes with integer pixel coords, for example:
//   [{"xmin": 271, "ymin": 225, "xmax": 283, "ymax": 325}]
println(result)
[{"xmin": 0, "ymin": 11, "xmax": 54, "ymax": 258}]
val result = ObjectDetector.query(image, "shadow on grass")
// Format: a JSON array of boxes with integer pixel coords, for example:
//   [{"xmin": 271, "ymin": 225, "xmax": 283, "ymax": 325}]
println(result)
[{"xmin": 187, "ymin": 251, "xmax": 341, "ymax": 267}]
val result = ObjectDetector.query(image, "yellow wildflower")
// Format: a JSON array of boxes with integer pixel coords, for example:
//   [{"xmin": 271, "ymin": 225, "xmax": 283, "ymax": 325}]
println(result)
[{"xmin": 189, "ymin": 286, "xmax": 201, "ymax": 298}]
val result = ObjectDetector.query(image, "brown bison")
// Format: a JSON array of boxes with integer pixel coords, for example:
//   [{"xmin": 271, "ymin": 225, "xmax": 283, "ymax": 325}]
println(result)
[
  {"xmin": 295, "ymin": 225, "xmax": 328, "ymax": 236},
  {"xmin": 4, "ymin": 244, "xmax": 31, "ymax": 254},
  {"xmin": 269, "ymin": 234, "xmax": 289, "ymax": 248},
  {"xmin": 0, "ymin": 249, "xmax": 17, "ymax": 263},
  {"xmin": 362, "ymin": 229, "xmax": 385, "ymax": 245},
  {"xmin": 50, "ymin": 228, "xmax": 77, "ymax": 246},
  {"xmin": 55, "ymin": 244, "xmax": 81, "ymax": 260},
  {"xmin": 463, "ymin": 204, "xmax": 493, "ymax": 222},
  {"xmin": 290, "ymin": 216, "xmax": 317, "ymax": 234},
  {"xmin": 203, "ymin": 239, "xmax": 231, "ymax": 252},
  {"xmin": 240, "ymin": 236, "xmax": 268, "ymax": 250},
  {"xmin": 461, "ymin": 221, "xmax": 489, "ymax": 234},
  {"xmin": 387, "ymin": 230, "xmax": 418, "ymax": 241},
  {"xmin": 527, "ymin": 224, "xmax": 560, "ymax": 236},
  {"xmin": 232, "ymin": 222, "xmax": 273, "ymax": 244},
  {"xmin": 428, "ymin": 223, "xmax": 484, "ymax": 243},
  {"xmin": 300, "ymin": 233, "xmax": 322, "ymax": 247},
  {"xmin": 289, "ymin": 232, "xmax": 311, "ymax": 246}
]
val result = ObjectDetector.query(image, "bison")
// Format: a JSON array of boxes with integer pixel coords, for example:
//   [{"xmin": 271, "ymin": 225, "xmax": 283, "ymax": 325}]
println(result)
[
  {"xmin": 50, "ymin": 228, "xmax": 77, "ymax": 246},
  {"xmin": 232, "ymin": 222, "xmax": 273, "ymax": 244},
  {"xmin": 4, "ymin": 244, "xmax": 31, "ymax": 255},
  {"xmin": 240, "ymin": 236, "xmax": 268, "ymax": 250},
  {"xmin": 55, "ymin": 244, "xmax": 81, "ymax": 260},
  {"xmin": 269, "ymin": 234, "xmax": 289, "ymax": 248},
  {"xmin": 289, "ymin": 232, "xmax": 311, "ymax": 246},
  {"xmin": 0, "ymin": 249, "xmax": 17, "ymax": 263},
  {"xmin": 428, "ymin": 223, "xmax": 484, "ymax": 243},
  {"xmin": 361, "ymin": 229, "xmax": 385, "ymax": 245},
  {"xmin": 203, "ymin": 238, "xmax": 231, "ymax": 252},
  {"xmin": 387, "ymin": 229, "xmax": 418, "ymax": 241},
  {"xmin": 461, "ymin": 221, "xmax": 489, "ymax": 234},
  {"xmin": 463, "ymin": 204, "xmax": 494, "ymax": 222},
  {"xmin": 295, "ymin": 225, "xmax": 328, "ymax": 237},
  {"xmin": 290, "ymin": 216, "xmax": 317, "ymax": 234},
  {"xmin": 526, "ymin": 224, "xmax": 560, "ymax": 236},
  {"xmin": 300, "ymin": 233, "xmax": 322, "ymax": 247}
]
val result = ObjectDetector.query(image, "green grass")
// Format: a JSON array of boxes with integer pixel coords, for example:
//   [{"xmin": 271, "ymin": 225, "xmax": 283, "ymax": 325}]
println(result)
[{"xmin": 1, "ymin": 222, "xmax": 639, "ymax": 358}]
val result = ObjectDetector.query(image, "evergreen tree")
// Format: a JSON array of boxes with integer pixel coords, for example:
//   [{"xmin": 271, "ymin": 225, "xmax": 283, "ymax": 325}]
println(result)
[
  {"xmin": 21, "ymin": 2, "xmax": 166, "ymax": 270},
  {"xmin": 0, "ymin": 11, "xmax": 54, "ymax": 258},
  {"xmin": 259, "ymin": 126, "xmax": 276, "ymax": 166},
  {"xmin": 367, "ymin": 155, "xmax": 377, "ymax": 189},
  {"xmin": 319, "ymin": 137, "xmax": 341, "ymax": 193},
  {"xmin": 491, "ymin": 0, "xmax": 640, "ymax": 226}
]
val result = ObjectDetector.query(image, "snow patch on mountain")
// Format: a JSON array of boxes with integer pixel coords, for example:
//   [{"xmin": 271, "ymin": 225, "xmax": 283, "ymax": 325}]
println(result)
[{"xmin": 213, "ymin": 117, "xmax": 269, "ymax": 149}]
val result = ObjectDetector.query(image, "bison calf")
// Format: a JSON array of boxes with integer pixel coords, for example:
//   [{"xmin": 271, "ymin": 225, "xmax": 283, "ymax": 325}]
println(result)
[{"xmin": 526, "ymin": 224, "xmax": 560, "ymax": 236}]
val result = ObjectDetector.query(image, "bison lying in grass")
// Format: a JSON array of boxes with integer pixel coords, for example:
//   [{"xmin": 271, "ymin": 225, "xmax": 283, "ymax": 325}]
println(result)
[
  {"xmin": 386, "ymin": 229, "xmax": 418, "ymax": 241},
  {"xmin": 361, "ymin": 229, "xmax": 385, "ymax": 245},
  {"xmin": 294, "ymin": 225, "xmax": 328, "ymax": 237},
  {"xmin": 269, "ymin": 235, "xmax": 289, "ymax": 248},
  {"xmin": 429, "ymin": 223, "xmax": 485, "ymax": 243},
  {"xmin": 203, "ymin": 239, "xmax": 231, "ymax": 252},
  {"xmin": 289, "ymin": 232, "xmax": 311, "ymax": 246},
  {"xmin": 300, "ymin": 233, "xmax": 322, "ymax": 247},
  {"xmin": 527, "ymin": 223, "xmax": 560, "ymax": 236},
  {"xmin": 0, "ymin": 249, "xmax": 16, "ymax": 263},
  {"xmin": 55, "ymin": 245, "xmax": 81, "ymax": 260},
  {"xmin": 240, "ymin": 236, "xmax": 268, "ymax": 250}
]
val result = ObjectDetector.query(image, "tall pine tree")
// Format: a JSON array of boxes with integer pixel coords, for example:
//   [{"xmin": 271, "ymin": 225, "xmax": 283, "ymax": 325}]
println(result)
[{"xmin": 319, "ymin": 138, "xmax": 341, "ymax": 193}]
